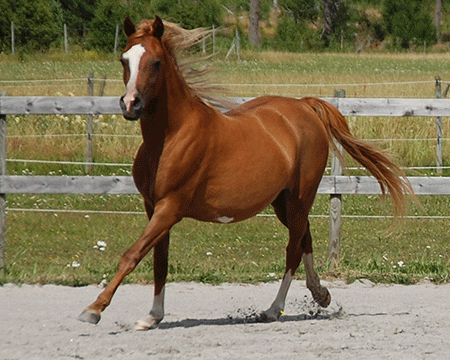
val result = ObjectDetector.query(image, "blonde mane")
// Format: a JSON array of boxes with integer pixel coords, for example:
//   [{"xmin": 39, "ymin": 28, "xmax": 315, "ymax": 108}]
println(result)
[{"xmin": 134, "ymin": 19, "xmax": 230, "ymax": 109}]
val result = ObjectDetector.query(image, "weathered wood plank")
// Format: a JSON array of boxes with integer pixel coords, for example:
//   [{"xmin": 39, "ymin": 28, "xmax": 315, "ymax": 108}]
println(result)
[
  {"xmin": 0, "ymin": 175, "xmax": 449, "ymax": 195},
  {"xmin": 0, "ymin": 97, "xmax": 121, "ymax": 115},
  {"xmin": 322, "ymin": 98, "xmax": 450, "ymax": 117},
  {"xmin": 318, "ymin": 176, "xmax": 450, "ymax": 195},
  {"xmin": 0, "ymin": 176, "xmax": 139, "ymax": 194},
  {"xmin": 2, "ymin": 96, "xmax": 450, "ymax": 117}
]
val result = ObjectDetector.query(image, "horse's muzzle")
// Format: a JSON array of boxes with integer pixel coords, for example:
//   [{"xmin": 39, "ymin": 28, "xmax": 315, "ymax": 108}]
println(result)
[{"xmin": 120, "ymin": 95, "xmax": 143, "ymax": 121}]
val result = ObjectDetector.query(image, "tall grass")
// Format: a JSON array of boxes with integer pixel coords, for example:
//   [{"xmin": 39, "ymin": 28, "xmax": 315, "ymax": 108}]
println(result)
[{"xmin": 1, "ymin": 51, "xmax": 449, "ymax": 285}]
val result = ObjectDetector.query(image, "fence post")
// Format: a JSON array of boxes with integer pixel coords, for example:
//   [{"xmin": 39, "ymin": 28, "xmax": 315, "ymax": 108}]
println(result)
[
  {"xmin": 226, "ymin": 29, "xmax": 241, "ymax": 60},
  {"xmin": 236, "ymin": 28, "xmax": 241, "ymax": 60},
  {"xmin": 212, "ymin": 25, "xmax": 216, "ymax": 54},
  {"xmin": 64, "ymin": 24, "xmax": 69, "ymax": 53},
  {"xmin": 435, "ymin": 76, "xmax": 443, "ymax": 175},
  {"xmin": 328, "ymin": 89, "xmax": 345, "ymax": 269},
  {"xmin": 114, "ymin": 25, "xmax": 120, "ymax": 55},
  {"xmin": 11, "ymin": 22, "xmax": 15, "ymax": 55},
  {"xmin": 0, "ymin": 92, "xmax": 7, "ymax": 273},
  {"xmin": 86, "ymin": 73, "xmax": 94, "ymax": 174}
]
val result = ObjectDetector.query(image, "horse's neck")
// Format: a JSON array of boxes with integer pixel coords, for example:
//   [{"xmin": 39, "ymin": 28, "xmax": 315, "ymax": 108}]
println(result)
[{"xmin": 139, "ymin": 79, "xmax": 202, "ymax": 146}]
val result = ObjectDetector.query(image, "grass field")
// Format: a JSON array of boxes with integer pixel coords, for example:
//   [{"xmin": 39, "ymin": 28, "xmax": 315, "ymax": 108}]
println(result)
[{"xmin": 1, "ymin": 50, "xmax": 449, "ymax": 285}]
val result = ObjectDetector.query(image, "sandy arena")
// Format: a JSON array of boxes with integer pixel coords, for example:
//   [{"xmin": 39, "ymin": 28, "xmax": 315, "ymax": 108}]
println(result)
[{"xmin": 1, "ymin": 280, "xmax": 450, "ymax": 359}]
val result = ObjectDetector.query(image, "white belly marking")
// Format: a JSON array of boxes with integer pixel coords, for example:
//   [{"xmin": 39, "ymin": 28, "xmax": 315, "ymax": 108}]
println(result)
[{"xmin": 217, "ymin": 216, "xmax": 234, "ymax": 224}]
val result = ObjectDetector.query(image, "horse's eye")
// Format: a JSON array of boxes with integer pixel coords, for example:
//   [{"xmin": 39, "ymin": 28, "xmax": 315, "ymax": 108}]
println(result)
[{"xmin": 153, "ymin": 60, "xmax": 161, "ymax": 70}]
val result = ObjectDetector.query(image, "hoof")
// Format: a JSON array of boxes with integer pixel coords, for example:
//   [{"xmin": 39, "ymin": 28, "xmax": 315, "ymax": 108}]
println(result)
[
  {"xmin": 258, "ymin": 309, "xmax": 281, "ymax": 323},
  {"xmin": 77, "ymin": 309, "xmax": 101, "ymax": 324},
  {"xmin": 134, "ymin": 315, "xmax": 161, "ymax": 331},
  {"xmin": 314, "ymin": 287, "xmax": 331, "ymax": 308}
]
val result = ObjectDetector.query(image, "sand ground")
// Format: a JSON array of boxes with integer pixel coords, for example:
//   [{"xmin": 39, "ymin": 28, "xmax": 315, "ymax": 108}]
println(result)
[{"xmin": 1, "ymin": 280, "xmax": 450, "ymax": 359}]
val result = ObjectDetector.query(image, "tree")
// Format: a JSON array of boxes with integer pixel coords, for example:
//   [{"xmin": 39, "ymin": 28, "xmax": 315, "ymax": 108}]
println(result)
[
  {"xmin": 58, "ymin": 0, "xmax": 98, "ymax": 37},
  {"xmin": 321, "ymin": 0, "xmax": 350, "ymax": 47},
  {"xmin": 0, "ymin": 0, "xmax": 64, "ymax": 52},
  {"xmin": 152, "ymin": 0, "xmax": 223, "ymax": 29},
  {"xmin": 249, "ymin": 0, "xmax": 260, "ymax": 46},
  {"xmin": 0, "ymin": 0, "xmax": 14, "ymax": 52},
  {"xmin": 278, "ymin": 0, "xmax": 319, "ymax": 23},
  {"xmin": 435, "ymin": 0, "xmax": 442, "ymax": 43},
  {"xmin": 383, "ymin": 0, "xmax": 436, "ymax": 49},
  {"xmin": 87, "ymin": 0, "xmax": 127, "ymax": 50}
]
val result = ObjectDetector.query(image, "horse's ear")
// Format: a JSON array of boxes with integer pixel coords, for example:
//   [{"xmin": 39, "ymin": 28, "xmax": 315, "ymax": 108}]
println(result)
[
  {"xmin": 152, "ymin": 15, "xmax": 164, "ymax": 39},
  {"xmin": 124, "ymin": 16, "xmax": 136, "ymax": 37}
]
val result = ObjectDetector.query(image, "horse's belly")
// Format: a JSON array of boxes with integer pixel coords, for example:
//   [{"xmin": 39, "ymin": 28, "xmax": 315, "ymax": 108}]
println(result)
[{"xmin": 188, "ymin": 164, "xmax": 290, "ymax": 224}]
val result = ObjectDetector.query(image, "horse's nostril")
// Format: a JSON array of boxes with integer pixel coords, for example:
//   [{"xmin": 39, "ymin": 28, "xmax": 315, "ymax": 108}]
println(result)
[{"xmin": 132, "ymin": 96, "xmax": 142, "ymax": 111}]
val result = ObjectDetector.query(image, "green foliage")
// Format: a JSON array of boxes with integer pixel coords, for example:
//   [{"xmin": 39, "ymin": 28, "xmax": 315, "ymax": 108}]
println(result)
[
  {"xmin": 152, "ymin": 0, "xmax": 224, "ymax": 29},
  {"xmin": 0, "ymin": 0, "xmax": 445, "ymax": 54},
  {"xmin": 383, "ymin": 0, "xmax": 436, "ymax": 49},
  {"xmin": 0, "ymin": 0, "xmax": 63, "ymax": 52},
  {"xmin": 279, "ymin": 0, "xmax": 320, "ymax": 23},
  {"xmin": 272, "ymin": 14, "xmax": 323, "ymax": 52},
  {"xmin": 86, "ymin": 0, "xmax": 127, "ymax": 51},
  {"xmin": 59, "ymin": 0, "xmax": 97, "ymax": 43},
  {"xmin": 274, "ymin": 0, "xmax": 355, "ymax": 51}
]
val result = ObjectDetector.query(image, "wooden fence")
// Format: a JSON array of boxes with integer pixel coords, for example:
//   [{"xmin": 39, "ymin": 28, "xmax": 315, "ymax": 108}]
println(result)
[{"xmin": 1, "ymin": 95, "xmax": 450, "ymax": 271}]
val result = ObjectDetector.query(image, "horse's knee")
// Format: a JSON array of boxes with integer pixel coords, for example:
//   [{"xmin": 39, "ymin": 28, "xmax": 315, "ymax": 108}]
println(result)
[{"xmin": 118, "ymin": 250, "xmax": 139, "ymax": 274}]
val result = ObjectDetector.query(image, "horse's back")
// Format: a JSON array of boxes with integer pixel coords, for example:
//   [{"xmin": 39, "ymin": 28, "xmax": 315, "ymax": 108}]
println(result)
[{"xmin": 225, "ymin": 96, "xmax": 330, "ymax": 157}]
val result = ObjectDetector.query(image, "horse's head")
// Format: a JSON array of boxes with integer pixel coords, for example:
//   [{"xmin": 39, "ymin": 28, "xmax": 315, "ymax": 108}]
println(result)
[{"xmin": 119, "ymin": 16, "xmax": 165, "ymax": 121}]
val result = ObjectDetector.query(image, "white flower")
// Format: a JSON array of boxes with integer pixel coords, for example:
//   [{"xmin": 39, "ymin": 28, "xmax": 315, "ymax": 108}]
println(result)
[
  {"xmin": 94, "ymin": 241, "xmax": 107, "ymax": 251},
  {"xmin": 206, "ymin": 252, "xmax": 212, "ymax": 256}
]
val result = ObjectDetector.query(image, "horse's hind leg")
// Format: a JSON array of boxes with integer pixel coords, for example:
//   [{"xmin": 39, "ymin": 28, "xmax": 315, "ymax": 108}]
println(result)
[
  {"xmin": 261, "ymin": 195, "xmax": 306, "ymax": 321},
  {"xmin": 300, "ymin": 227, "xmax": 331, "ymax": 308},
  {"xmin": 261, "ymin": 195, "xmax": 330, "ymax": 321}
]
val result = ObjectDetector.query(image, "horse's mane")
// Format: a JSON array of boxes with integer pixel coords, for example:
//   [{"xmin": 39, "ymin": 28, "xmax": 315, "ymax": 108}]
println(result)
[{"xmin": 135, "ymin": 19, "xmax": 232, "ymax": 109}]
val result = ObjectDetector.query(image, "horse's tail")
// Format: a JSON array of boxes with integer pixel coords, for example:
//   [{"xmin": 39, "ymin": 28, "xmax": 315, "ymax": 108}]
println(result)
[{"xmin": 303, "ymin": 97, "xmax": 415, "ymax": 218}]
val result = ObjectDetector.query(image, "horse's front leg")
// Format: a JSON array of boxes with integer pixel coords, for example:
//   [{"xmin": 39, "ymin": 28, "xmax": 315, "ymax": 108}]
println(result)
[
  {"xmin": 77, "ymin": 199, "xmax": 180, "ymax": 325},
  {"xmin": 134, "ymin": 234, "xmax": 169, "ymax": 330}
]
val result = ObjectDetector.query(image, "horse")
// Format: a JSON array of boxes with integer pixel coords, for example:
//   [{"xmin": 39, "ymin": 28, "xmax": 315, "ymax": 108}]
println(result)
[{"xmin": 78, "ymin": 15, "xmax": 414, "ymax": 330}]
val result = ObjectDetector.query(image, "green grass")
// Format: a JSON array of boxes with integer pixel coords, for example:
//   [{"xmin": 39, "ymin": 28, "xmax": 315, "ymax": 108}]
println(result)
[
  {"xmin": 1, "ymin": 50, "xmax": 450, "ymax": 285},
  {"xmin": 1, "ymin": 194, "xmax": 449, "ymax": 286}
]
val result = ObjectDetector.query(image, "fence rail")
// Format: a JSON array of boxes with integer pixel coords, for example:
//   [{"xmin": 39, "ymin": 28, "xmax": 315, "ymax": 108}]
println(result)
[
  {"xmin": 2, "ymin": 96, "xmax": 450, "ymax": 116},
  {"xmin": 1, "ymin": 95, "xmax": 449, "ymax": 272},
  {"xmin": 1, "ymin": 175, "xmax": 450, "ymax": 196}
]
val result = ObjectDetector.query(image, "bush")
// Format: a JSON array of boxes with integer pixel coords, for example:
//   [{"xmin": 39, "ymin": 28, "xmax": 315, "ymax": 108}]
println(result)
[
  {"xmin": 0, "ymin": 0, "xmax": 63, "ymax": 52},
  {"xmin": 273, "ymin": 15, "xmax": 323, "ymax": 52},
  {"xmin": 153, "ymin": 0, "xmax": 223, "ymax": 29},
  {"xmin": 383, "ymin": 0, "xmax": 436, "ymax": 49}
]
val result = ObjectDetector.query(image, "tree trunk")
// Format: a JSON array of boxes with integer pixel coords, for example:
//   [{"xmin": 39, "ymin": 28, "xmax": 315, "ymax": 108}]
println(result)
[
  {"xmin": 321, "ymin": 0, "xmax": 340, "ymax": 44},
  {"xmin": 435, "ymin": 0, "xmax": 442, "ymax": 44},
  {"xmin": 249, "ymin": 0, "xmax": 260, "ymax": 47}
]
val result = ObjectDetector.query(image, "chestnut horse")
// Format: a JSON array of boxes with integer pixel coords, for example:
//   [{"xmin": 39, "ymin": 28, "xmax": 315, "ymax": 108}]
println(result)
[{"xmin": 78, "ymin": 16, "xmax": 413, "ymax": 329}]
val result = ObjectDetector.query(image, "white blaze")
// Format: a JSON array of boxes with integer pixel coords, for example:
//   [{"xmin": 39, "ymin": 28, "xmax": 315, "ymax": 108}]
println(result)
[{"xmin": 122, "ymin": 44, "xmax": 146, "ymax": 111}]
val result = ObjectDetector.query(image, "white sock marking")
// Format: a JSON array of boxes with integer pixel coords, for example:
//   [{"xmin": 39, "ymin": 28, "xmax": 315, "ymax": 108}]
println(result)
[
  {"xmin": 150, "ymin": 286, "xmax": 165, "ymax": 320},
  {"xmin": 263, "ymin": 272, "xmax": 293, "ymax": 320}
]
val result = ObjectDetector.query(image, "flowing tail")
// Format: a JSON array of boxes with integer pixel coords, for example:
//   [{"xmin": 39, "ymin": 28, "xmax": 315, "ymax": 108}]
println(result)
[{"xmin": 303, "ymin": 97, "xmax": 415, "ymax": 218}]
